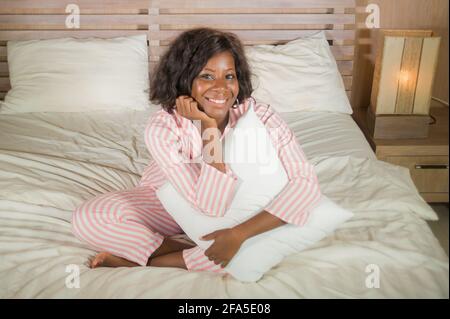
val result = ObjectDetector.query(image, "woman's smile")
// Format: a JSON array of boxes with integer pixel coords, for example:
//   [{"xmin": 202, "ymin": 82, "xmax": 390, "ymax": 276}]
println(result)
[{"xmin": 204, "ymin": 96, "xmax": 229, "ymax": 107}]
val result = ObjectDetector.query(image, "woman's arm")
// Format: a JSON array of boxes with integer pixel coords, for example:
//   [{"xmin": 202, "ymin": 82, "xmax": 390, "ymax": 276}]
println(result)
[
  {"xmin": 232, "ymin": 210, "xmax": 286, "ymax": 240},
  {"xmin": 257, "ymin": 105, "xmax": 322, "ymax": 226},
  {"xmin": 201, "ymin": 118, "xmax": 227, "ymax": 174},
  {"xmin": 145, "ymin": 113, "xmax": 238, "ymax": 218},
  {"xmin": 201, "ymin": 103, "xmax": 322, "ymax": 268}
]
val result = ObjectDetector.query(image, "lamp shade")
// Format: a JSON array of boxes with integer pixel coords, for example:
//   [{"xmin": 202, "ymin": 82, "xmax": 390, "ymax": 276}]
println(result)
[{"xmin": 371, "ymin": 30, "xmax": 441, "ymax": 116}]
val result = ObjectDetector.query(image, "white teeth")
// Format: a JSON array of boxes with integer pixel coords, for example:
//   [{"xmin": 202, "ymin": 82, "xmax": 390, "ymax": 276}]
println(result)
[{"xmin": 208, "ymin": 98, "xmax": 226, "ymax": 104}]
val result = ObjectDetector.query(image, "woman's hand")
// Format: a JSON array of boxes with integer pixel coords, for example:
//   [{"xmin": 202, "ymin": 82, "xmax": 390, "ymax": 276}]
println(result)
[
  {"xmin": 200, "ymin": 228, "xmax": 245, "ymax": 268},
  {"xmin": 176, "ymin": 95, "xmax": 216, "ymax": 125}
]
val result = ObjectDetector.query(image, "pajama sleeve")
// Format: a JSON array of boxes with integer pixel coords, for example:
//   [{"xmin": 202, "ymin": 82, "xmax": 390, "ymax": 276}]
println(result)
[
  {"xmin": 145, "ymin": 113, "xmax": 238, "ymax": 217},
  {"xmin": 260, "ymin": 106, "xmax": 322, "ymax": 226}
]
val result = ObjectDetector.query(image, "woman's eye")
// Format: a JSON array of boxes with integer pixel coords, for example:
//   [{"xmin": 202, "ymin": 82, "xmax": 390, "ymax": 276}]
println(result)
[
  {"xmin": 200, "ymin": 74, "xmax": 214, "ymax": 80},
  {"xmin": 199, "ymin": 73, "xmax": 235, "ymax": 81}
]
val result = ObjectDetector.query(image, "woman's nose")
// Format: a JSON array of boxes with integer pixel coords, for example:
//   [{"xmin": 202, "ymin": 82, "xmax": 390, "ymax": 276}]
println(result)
[{"xmin": 213, "ymin": 77, "xmax": 227, "ymax": 89}]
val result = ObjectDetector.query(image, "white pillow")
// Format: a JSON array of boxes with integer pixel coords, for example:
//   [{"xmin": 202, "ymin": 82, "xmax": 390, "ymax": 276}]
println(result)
[
  {"xmin": 0, "ymin": 35, "xmax": 150, "ymax": 113},
  {"xmin": 245, "ymin": 31, "xmax": 353, "ymax": 114},
  {"xmin": 156, "ymin": 102, "xmax": 354, "ymax": 282}
]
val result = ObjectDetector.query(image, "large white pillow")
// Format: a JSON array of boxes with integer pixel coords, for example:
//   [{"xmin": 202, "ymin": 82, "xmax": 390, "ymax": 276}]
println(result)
[
  {"xmin": 246, "ymin": 31, "xmax": 353, "ymax": 114},
  {"xmin": 0, "ymin": 35, "xmax": 150, "ymax": 113},
  {"xmin": 156, "ymin": 102, "xmax": 354, "ymax": 282}
]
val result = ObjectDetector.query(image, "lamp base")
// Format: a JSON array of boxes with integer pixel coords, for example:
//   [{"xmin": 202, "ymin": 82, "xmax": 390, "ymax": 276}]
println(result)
[{"xmin": 367, "ymin": 108, "xmax": 430, "ymax": 139}]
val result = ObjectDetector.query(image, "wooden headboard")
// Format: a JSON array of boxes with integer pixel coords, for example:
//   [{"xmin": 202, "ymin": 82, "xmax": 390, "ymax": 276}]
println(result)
[{"xmin": 0, "ymin": 0, "xmax": 356, "ymax": 103}]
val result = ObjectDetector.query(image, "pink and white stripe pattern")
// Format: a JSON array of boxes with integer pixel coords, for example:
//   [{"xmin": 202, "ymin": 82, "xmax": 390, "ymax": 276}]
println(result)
[
  {"xmin": 72, "ymin": 186, "xmax": 180, "ymax": 266},
  {"xmin": 72, "ymin": 97, "xmax": 321, "ymax": 271},
  {"xmin": 145, "ymin": 111, "xmax": 239, "ymax": 218}
]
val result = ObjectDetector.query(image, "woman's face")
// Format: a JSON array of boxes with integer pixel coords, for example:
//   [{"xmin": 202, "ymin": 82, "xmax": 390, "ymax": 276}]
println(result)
[{"xmin": 191, "ymin": 51, "xmax": 239, "ymax": 123}]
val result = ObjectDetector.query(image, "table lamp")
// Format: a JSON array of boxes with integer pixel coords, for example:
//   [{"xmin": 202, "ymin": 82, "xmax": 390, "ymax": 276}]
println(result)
[{"xmin": 368, "ymin": 29, "xmax": 441, "ymax": 139}]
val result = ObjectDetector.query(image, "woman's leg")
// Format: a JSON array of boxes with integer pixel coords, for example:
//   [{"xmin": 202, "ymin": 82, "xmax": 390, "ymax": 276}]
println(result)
[
  {"xmin": 89, "ymin": 237, "xmax": 193, "ymax": 268},
  {"xmin": 148, "ymin": 250, "xmax": 187, "ymax": 269},
  {"xmin": 72, "ymin": 185, "xmax": 191, "ymax": 267},
  {"xmin": 89, "ymin": 242, "xmax": 223, "ymax": 271}
]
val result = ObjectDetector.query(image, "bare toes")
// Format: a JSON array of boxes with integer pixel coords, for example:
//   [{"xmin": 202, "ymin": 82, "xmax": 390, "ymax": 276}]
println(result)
[{"xmin": 91, "ymin": 252, "xmax": 110, "ymax": 268}]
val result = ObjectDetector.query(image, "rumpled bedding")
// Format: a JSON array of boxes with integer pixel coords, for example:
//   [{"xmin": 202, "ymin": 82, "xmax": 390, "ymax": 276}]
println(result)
[{"xmin": 0, "ymin": 108, "xmax": 447, "ymax": 298}]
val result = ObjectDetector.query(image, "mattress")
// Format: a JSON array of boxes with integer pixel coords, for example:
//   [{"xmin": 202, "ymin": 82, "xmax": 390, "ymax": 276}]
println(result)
[{"xmin": 0, "ymin": 107, "xmax": 448, "ymax": 298}]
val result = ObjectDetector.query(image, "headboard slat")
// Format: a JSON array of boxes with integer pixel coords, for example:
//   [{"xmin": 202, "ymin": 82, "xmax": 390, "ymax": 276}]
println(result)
[
  {"xmin": 152, "ymin": 14, "xmax": 355, "ymax": 25},
  {"xmin": 153, "ymin": 0, "xmax": 355, "ymax": 9},
  {"xmin": 148, "ymin": 30, "xmax": 355, "ymax": 41},
  {"xmin": 0, "ymin": 15, "xmax": 149, "ymax": 30},
  {"xmin": 148, "ymin": 45, "xmax": 355, "ymax": 60},
  {"xmin": 0, "ymin": 0, "xmax": 149, "ymax": 10},
  {"xmin": 160, "ymin": 8, "xmax": 336, "ymax": 14}
]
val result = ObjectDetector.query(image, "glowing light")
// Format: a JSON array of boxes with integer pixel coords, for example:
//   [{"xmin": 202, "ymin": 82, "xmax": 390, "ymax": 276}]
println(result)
[{"xmin": 399, "ymin": 70, "xmax": 410, "ymax": 83}]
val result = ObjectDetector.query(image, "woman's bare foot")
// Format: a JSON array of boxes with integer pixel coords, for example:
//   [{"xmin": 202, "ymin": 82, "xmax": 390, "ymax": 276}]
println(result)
[
  {"xmin": 89, "ymin": 237, "xmax": 195, "ymax": 269},
  {"xmin": 90, "ymin": 252, "xmax": 139, "ymax": 268}
]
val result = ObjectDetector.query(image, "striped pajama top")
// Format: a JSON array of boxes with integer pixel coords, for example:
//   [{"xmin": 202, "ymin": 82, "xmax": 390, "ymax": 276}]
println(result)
[{"xmin": 142, "ymin": 97, "xmax": 322, "ymax": 226}]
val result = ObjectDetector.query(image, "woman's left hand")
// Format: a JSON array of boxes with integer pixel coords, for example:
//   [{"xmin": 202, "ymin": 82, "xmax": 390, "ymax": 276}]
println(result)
[{"xmin": 201, "ymin": 228, "xmax": 244, "ymax": 268}]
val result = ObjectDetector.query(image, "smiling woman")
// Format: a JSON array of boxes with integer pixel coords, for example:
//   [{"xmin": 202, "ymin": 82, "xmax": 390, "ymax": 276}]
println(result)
[
  {"xmin": 71, "ymin": 27, "xmax": 322, "ymax": 273},
  {"xmin": 150, "ymin": 28, "xmax": 253, "ymax": 121}
]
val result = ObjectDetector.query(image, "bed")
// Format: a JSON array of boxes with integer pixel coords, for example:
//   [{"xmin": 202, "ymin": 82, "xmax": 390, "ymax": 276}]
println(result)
[
  {"xmin": 0, "ymin": 0, "xmax": 448, "ymax": 298},
  {"xmin": 0, "ymin": 106, "xmax": 448, "ymax": 298}
]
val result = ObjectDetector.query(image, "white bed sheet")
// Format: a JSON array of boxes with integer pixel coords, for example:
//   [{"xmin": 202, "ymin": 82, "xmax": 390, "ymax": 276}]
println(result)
[
  {"xmin": 279, "ymin": 110, "xmax": 376, "ymax": 160},
  {"xmin": 0, "ymin": 107, "xmax": 448, "ymax": 298}
]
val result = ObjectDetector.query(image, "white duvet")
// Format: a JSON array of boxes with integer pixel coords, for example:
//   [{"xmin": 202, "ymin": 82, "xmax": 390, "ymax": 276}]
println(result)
[{"xmin": 0, "ymin": 108, "xmax": 448, "ymax": 298}]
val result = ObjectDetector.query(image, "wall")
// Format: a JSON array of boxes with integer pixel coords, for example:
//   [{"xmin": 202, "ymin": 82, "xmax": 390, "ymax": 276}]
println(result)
[{"xmin": 353, "ymin": 0, "xmax": 449, "ymax": 109}]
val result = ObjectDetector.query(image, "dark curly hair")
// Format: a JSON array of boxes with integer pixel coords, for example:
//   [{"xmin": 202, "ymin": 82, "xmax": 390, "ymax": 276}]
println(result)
[{"xmin": 150, "ymin": 28, "xmax": 253, "ymax": 114}]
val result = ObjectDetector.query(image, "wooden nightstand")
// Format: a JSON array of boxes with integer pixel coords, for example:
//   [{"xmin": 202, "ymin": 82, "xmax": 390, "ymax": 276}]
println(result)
[{"xmin": 353, "ymin": 106, "xmax": 449, "ymax": 203}]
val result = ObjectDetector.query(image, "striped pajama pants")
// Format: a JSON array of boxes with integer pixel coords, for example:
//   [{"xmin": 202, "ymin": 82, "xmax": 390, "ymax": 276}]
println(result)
[{"xmin": 71, "ymin": 183, "xmax": 224, "ymax": 273}]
